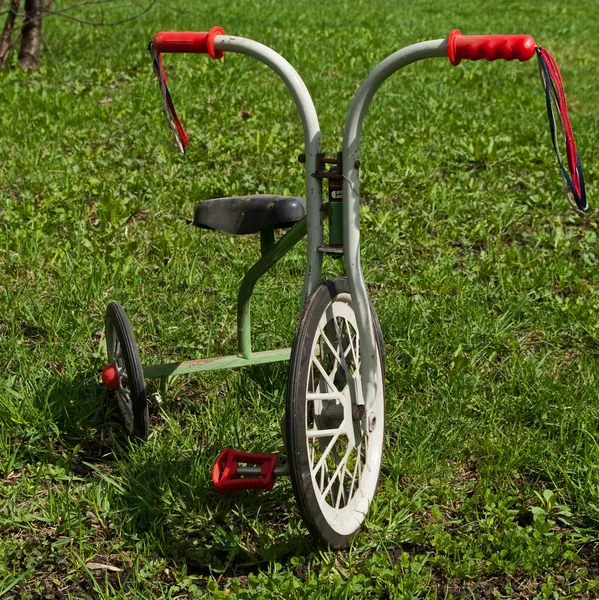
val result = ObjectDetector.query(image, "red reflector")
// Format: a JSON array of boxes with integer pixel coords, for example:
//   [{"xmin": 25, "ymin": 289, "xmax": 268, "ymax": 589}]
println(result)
[{"xmin": 101, "ymin": 363, "xmax": 120, "ymax": 391}]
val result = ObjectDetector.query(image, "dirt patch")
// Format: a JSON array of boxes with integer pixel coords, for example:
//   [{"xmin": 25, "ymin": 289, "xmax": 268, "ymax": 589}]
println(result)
[{"xmin": 578, "ymin": 542, "xmax": 599, "ymax": 577}]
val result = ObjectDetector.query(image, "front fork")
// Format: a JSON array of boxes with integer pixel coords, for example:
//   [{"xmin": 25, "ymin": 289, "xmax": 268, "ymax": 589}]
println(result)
[{"xmin": 311, "ymin": 151, "xmax": 370, "ymax": 409}]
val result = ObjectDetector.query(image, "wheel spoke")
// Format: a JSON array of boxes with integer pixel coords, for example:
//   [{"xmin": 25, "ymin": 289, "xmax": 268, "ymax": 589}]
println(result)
[
  {"xmin": 318, "ymin": 337, "xmax": 360, "ymax": 412},
  {"xmin": 349, "ymin": 441, "xmax": 361, "ymax": 499},
  {"xmin": 358, "ymin": 441, "xmax": 363, "ymax": 482},
  {"xmin": 320, "ymin": 326, "xmax": 347, "ymax": 372},
  {"xmin": 345, "ymin": 320, "xmax": 363, "ymax": 381},
  {"xmin": 307, "ymin": 427, "xmax": 345, "ymax": 439},
  {"xmin": 335, "ymin": 317, "xmax": 356, "ymax": 375},
  {"xmin": 311, "ymin": 354, "xmax": 341, "ymax": 395},
  {"xmin": 335, "ymin": 469, "xmax": 347, "ymax": 509},
  {"xmin": 319, "ymin": 454, "xmax": 327, "ymax": 491},
  {"xmin": 117, "ymin": 389, "xmax": 133, "ymax": 416},
  {"xmin": 344, "ymin": 338, "xmax": 355, "ymax": 366},
  {"xmin": 320, "ymin": 443, "xmax": 352, "ymax": 503},
  {"xmin": 306, "ymin": 392, "xmax": 344, "ymax": 401},
  {"xmin": 323, "ymin": 320, "xmax": 358, "ymax": 381},
  {"xmin": 117, "ymin": 365, "xmax": 128, "ymax": 384},
  {"xmin": 345, "ymin": 319, "xmax": 358, "ymax": 361},
  {"xmin": 311, "ymin": 431, "xmax": 341, "ymax": 482},
  {"xmin": 332, "ymin": 444, "xmax": 350, "ymax": 509},
  {"xmin": 318, "ymin": 327, "xmax": 345, "ymax": 385}
]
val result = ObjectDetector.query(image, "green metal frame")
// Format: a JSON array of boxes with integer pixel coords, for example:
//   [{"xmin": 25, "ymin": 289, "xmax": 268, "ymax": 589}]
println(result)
[
  {"xmin": 329, "ymin": 201, "xmax": 343, "ymax": 246},
  {"xmin": 142, "ymin": 348, "xmax": 291, "ymax": 378},
  {"xmin": 238, "ymin": 217, "xmax": 307, "ymax": 358},
  {"xmin": 142, "ymin": 216, "xmax": 307, "ymax": 379}
]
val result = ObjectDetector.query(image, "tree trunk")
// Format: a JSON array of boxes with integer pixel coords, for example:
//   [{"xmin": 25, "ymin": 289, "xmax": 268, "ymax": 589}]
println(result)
[
  {"xmin": 18, "ymin": 0, "xmax": 42, "ymax": 70},
  {"xmin": 0, "ymin": 0, "xmax": 20, "ymax": 69}
]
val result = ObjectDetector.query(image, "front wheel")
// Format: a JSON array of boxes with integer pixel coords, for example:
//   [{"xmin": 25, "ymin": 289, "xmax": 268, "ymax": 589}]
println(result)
[{"xmin": 286, "ymin": 278, "xmax": 385, "ymax": 548}]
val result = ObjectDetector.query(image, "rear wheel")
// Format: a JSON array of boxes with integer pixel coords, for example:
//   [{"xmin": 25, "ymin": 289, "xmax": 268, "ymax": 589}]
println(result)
[
  {"xmin": 286, "ymin": 278, "xmax": 385, "ymax": 548},
  {"xmin": 105, "ymin": 302, "xmax": 149, "ymax": 439}
]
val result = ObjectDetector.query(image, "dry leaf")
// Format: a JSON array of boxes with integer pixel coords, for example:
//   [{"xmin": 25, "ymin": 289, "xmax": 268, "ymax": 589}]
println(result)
[
  {"xmin": 85, "ymin": 511, "xmax": 99, "ymax": 523},
  {"xmin": 86, "ymin": 562, "xmax": 122, "ymax": 572}
]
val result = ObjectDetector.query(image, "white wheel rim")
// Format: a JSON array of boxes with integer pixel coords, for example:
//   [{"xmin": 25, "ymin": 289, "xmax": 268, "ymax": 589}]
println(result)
[
  {"xmin": 305, "ymin": 292, "xmax": 384, "ymax": 536},
  {"xmin": 106, "ymin": 322, "xmax": 134, "ymax": 434}
]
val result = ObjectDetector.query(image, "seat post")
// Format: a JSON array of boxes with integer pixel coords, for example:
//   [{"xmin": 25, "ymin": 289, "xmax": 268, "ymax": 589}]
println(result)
[{"xmin": 260, "ymin": 227, "xmax": 275, "ymax": 256}]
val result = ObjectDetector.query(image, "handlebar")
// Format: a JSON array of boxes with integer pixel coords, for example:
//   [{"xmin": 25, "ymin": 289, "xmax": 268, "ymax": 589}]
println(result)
[
  {"xmin": 448, "ymin": 29, "xmax": 535, "ymax": 66},
  {"xmin": 152, "ymin": 27, "xmax": 225, "ymax": 59}
]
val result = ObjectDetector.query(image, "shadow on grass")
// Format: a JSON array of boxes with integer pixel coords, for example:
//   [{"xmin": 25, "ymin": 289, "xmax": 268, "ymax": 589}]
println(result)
[
  {"xmin": 5, "ymin": 371, "xmax": 119, "ymax": 467},
  {"xmin": 111, "ymin": 362, "xmax": 315, "ymax": 570},
  {"xmin": 113, "ymin": 450, "xmax": 315, "ymax": 573},
  {"xmin": 25, "ymin": 365, "xmax": 316, "ymax": 572}
]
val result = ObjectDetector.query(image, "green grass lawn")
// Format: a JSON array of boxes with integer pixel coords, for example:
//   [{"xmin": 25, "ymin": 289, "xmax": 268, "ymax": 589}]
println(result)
[{"xmin": 1, "ymin": 0, "xmax": 599, "ymax": 597}]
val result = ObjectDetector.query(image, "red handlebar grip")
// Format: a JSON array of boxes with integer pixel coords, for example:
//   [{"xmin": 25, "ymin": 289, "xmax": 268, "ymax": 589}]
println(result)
[
  {"xmin": 152, "ymin": 27, "xmax": 225, "ymax": 59},
  {"xmin": 448, "ymin": 30, "xmax": 535, "ymax": 66}
]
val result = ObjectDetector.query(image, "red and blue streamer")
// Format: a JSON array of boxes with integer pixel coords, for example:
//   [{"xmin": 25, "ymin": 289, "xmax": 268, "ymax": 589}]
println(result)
[
  {"xmin": 536, "ymin": 47, "xmax": 587, "ymax": 213},
  {"xmin": 148, "ymin": 42, "xmax": 189, "ymax": 154}
]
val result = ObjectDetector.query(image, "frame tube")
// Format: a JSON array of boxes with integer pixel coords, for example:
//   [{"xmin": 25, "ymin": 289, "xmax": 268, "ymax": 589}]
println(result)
[
  {"xmin": 143, "ymin": 348, "xmax": 291, "ymax": 378},
  {"xmin": 342, "ymin": 39, "xmax": 448, "ymax": 407},
  {"xmin": 238, "ymin": 217, "xmax": 307, "ymax": 358},
  {"xmin": 215, "ymin": 36, "xmax": 324, "ymax": 302}
]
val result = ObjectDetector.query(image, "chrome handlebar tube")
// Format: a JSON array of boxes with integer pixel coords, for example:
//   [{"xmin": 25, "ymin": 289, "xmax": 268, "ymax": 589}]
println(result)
[
  {"xmin": 215, "ymin": 35, "xmax": 324, "ymax": 302},
  {"xmin": 342, "ymin": 39, "xmax": 449, "ymax": 408}
]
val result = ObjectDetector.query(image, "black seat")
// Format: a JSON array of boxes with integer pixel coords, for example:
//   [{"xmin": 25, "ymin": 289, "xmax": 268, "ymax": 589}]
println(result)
[{"xmin": 193, "ymin": 195, "xmax": 306, "ymax": 235}]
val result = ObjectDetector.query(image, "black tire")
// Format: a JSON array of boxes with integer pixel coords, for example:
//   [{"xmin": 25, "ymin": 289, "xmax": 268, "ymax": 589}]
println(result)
[
  {"xmin": 286, "ymin": 278, "xmax": 385, "ymax": 548},
  {"xmin": 105, "ymin": 302, "xmax": 149, "ymax": 439}
]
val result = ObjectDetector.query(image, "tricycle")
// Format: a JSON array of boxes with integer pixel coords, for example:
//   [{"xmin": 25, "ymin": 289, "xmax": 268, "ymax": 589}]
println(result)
[{"xmin": 100, "ymin": 28, "xmax": 586, "ymax": 548}]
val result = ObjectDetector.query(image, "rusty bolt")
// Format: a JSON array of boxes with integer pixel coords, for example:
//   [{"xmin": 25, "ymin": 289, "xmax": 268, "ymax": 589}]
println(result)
[
  {"xmin": 354, "ymin": 160, "xmax": 361, "ymax": 169},
  {"xmin": 298, "ymin": 153, "xmax": 306, "ymax": 163}
]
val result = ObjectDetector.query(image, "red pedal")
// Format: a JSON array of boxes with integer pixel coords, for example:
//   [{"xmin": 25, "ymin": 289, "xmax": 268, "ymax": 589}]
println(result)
[{"xmin": 212, "ymin": 448, "xmax": 278, "ymax": 493}]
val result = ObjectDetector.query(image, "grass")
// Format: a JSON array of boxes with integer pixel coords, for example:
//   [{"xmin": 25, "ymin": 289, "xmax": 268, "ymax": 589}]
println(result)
[{"xmin": 1, "ymin": 0, "xmax": 599, "ymax": 597}]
